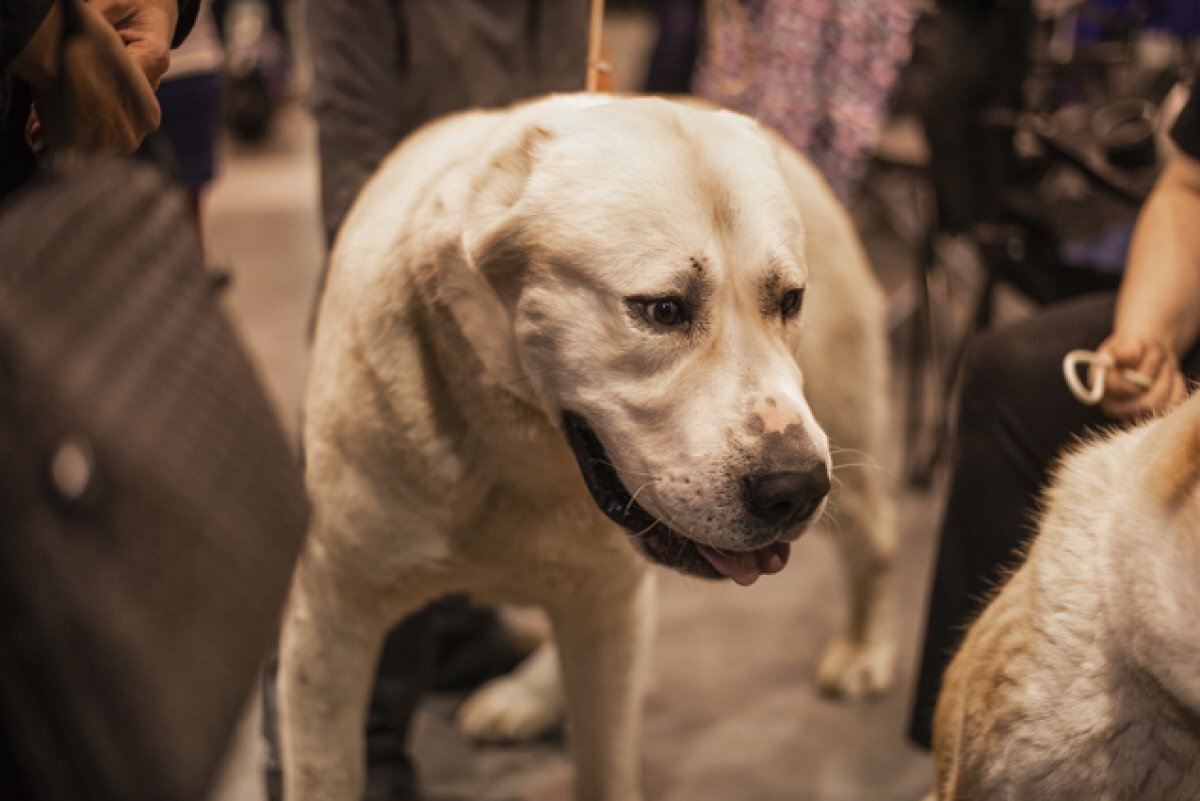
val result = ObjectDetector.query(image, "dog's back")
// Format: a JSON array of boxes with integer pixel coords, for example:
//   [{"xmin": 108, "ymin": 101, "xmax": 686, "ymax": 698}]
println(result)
[{"xmin": 933, "ymin": 393, "xmax": 1200, "ymax": 801}]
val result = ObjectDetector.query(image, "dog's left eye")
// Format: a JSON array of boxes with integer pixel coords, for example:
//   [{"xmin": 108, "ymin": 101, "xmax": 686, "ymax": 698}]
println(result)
[
  {"xmin": 780, "ymin": 288, "xmax": 805, "ymax": 320},
  {"xmin": 634, "ymin": 297, "xmax": 690, "ymax": 328}
]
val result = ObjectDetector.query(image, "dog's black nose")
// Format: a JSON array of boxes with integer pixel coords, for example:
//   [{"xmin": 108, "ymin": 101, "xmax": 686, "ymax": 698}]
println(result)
[{"xmin": 742, "ymin": 466, "xmax": 830, "ymax": 526}]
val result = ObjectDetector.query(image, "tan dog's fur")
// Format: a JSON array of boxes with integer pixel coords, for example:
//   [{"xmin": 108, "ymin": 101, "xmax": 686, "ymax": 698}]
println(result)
[
  {"xmin": 279, "ymin": 95, "xmax": 896, "ymax": 801},
  {"xmin": 933, "ymin": 392, "xmax": 1200, "ymax": 801}
]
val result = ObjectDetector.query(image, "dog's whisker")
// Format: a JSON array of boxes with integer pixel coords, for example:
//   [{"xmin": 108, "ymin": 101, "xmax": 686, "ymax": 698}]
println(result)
[
  {"xmin": 628, "ymin": 519, "xmax": 659, "ymax": 539},
  {"xmin": 829, "ymin": 445, "xmax": 881, "ymax": 462},
  {"xmin": 589, "ymin": 458, "xmax": 661, "ymax": 480},
  {"xmin": 816, "ymin": 504, "xmax": 843, "ymax": 537},
  {"xmin": 830, "ymin": 445, "xmax": 874, "ymax": 457},
  {"xmin": 829, "ymin": 447, "xmax": 890, "ymax": 472},
  {"xmin": 624, "ymin": 479, "xmax": 660, "ymax": 516},
  {"xmin": 662, "ymin": 510, "xmax": 700, "ymax": 553},
  {"xmin": 831, "ymin": 461, "xmax": 883, "ymax": 472},
  {"xmin": 830, "ymin": 460, "xmax": 897, "ymax": 482},
  {"xmin": 670, "ymin": 513, "xmax": 695, "ymax": 562}
]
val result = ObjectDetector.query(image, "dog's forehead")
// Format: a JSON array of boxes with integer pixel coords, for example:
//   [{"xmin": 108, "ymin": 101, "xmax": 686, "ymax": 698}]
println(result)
[
  {"xmin": 537, "ymin": 100, "xmax": 785, "ymax": 195},
  {"xmin": 526, "ymin": 101, "xmax": 807, "ymax": 278}
]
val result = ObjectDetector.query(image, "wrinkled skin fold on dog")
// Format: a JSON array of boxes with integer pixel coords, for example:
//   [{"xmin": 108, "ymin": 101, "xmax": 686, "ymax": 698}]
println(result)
[{"xmin": 279, "ymin": 94, "xmax": 899, "ymax": 801}]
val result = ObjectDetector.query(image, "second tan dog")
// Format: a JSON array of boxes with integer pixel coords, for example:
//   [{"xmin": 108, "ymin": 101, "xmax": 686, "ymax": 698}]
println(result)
[{"xmin": 933, "ymin": 392, "xmax": 1200, "ymax": 800}]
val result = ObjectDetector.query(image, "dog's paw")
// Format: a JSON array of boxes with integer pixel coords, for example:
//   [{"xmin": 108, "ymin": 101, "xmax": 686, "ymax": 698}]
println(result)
[
  {"xmin": 816, "ymin": 636, "xmax": 896, "ymax": 700},
  {"xmin": 456, "ymin": 674, "xmax": 563, "ymax": 744}
]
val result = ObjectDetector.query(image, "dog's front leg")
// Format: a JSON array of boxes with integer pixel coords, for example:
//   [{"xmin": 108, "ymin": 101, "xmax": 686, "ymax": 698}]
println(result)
[
  {"xmin": 277, "ymin": 550, "xmax": 391, "ymax": 801},
  {"xmin": 552, "ymin": 567, "xmax": 655, "ymax": 801},
  {"xmin": 458, "ymin": 637, "xmax": 564, "ymax": 743},
  {"xmin": 815, "ymin": 446, "xmax": 898, "ymax": 699}
]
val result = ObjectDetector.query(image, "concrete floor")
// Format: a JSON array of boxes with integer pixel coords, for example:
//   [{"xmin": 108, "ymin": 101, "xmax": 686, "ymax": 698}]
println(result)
[{"xmin": 205, "ymin": 12, "xmax": 945, "ymax": 799}]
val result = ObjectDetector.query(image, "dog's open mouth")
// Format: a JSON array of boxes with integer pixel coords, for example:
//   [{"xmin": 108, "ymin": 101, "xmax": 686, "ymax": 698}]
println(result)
[{"xmin": 562, "ymin": 412, "xmax": 790, "ymax": 585}]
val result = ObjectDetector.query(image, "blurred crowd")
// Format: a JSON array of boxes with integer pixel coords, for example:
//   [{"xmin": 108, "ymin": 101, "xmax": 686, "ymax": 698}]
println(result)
[{"xmin": 1, "ymin": 1, "xmax": 1199, "ymax": 800}]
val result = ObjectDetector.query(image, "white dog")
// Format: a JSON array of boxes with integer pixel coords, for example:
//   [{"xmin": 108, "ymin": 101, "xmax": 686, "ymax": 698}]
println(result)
[
  {"xmin": 933, "ymin": 392, "xmax": 1200, "ymax": 800},
  {"xmin": 279, "ymin": 94, "xmax": 896, "ymax": 801}
]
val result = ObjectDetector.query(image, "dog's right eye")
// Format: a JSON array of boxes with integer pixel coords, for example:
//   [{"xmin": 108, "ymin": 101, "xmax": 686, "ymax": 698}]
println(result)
[{"xmin": 638, "ymin": 298, "xmax": 690, "ymax": 328}]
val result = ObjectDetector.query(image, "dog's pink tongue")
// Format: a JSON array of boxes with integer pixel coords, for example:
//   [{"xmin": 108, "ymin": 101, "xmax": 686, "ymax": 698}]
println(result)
[{"xmin": 697, "ymin": 542, "xmax": 791, "ymax": 586}]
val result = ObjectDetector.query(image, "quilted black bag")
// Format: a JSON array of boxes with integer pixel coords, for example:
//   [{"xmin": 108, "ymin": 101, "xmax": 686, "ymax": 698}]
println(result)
[{"xmin": 0, "ymin": 6, "xmax": 309, "ymax": 798}]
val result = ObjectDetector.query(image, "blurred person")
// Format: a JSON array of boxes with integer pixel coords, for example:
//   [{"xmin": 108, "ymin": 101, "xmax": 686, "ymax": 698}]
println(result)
[
  {"xmin": 138, "ymin": 0, "xmax": 223, "ymax": 231},
  {"xmin": 259, "ymin": 3, "xmax": 591, "ymax": 800},
  {"xmin": 909, "ymin": 79, "xmax": 1200, "ymax": 750},
  {"xmin": 643, "ymin": 0, "xmax": 702, "ymax": 94},
  {"xmin": 694, "ymin": 0, "xmax": 918, "ymax": 199},
  {"xmin": 306, "ymin": 0, "xmax": 589, "ymax": 246},
  {"xmin": 219, "ymin": 0, "xmax": 289, "ymax": 143},
  {"xmin": 1, "ymin": 0, "xmax": 199, "ymax": 196},
  {"xmin": 1, "ymin": 6, "xmax": 312, "ymax": 801},
  {"xmin": 210, "ymin": 0, "xmax": 287, "ymax": 55}
]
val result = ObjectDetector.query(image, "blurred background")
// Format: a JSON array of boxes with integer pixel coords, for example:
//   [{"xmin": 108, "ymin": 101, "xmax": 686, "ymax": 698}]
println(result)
[{"xmin": 140, "ymin": 0, "xmax": 1200, "ymax": 798}]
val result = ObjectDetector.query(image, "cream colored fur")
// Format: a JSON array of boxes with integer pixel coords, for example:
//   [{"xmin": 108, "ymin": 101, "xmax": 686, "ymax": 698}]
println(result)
[
  {"xmin": 933, "ymin": 392, "xmax": 1200, "ymax": 801},
  {"xmin": 278, "ymin": 94, "xmax": 896, "ymax": 801}
]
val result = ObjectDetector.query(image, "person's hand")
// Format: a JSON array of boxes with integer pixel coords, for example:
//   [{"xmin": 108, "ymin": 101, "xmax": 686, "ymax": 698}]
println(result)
[
  {"xmin": 11, "ymin": 2, "xmax": 162, "ymax": 156},
  {"xmin": 1094, "ymin": 330, "xmax": 1188, "ymax": 420},
  {"xmin": 89, "ymin": 0, "xmax": 179, "ymax": 89}
]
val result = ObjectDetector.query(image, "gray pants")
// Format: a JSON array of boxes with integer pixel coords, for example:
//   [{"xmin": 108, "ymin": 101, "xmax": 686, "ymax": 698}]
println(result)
[{"xmin": 307, "ymin": 0, "xmax": 589, "ymax": 244}]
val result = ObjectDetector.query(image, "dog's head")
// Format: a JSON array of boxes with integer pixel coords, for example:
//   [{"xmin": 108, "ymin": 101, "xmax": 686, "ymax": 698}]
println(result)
[{"xmin": 462, "ymin": 97, "xmax": 831, "ymax": 585}]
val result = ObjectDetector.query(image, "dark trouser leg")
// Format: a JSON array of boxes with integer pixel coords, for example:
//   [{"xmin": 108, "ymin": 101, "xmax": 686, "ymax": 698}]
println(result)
[
  {"xmin": 908, "ymin": 293, "xmax": 1118, "ymax": 748},
  {"xmin": 290, "ymin": 2, "xmax": 590, "ymax": 795},
  {"xmin": 644, "ymin": 0, "xmax": 702, "ymax": 94},
  {"xmin": 306, "ymin": 0, "xmax": 413, "ymax": 249},
  {"xmin": 306, "ymin": 0, "xmax": 588, "ymax": 249},
  {"xmin": 359, "ymin": 618, "xmax": 435, "ymax": 801}
]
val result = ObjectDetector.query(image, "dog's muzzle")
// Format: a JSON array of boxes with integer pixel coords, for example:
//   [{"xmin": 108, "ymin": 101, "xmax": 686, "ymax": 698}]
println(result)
[{"xmin": 561, "ymin": 411, "xmax": 792, "ymax": 585}]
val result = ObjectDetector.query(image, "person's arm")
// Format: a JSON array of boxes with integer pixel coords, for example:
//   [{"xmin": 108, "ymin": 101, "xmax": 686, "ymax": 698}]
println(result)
[
  {"xmin": 1096, "ymin": 150, "xmax": 1200, "ymax": 419},
  {"xmin": 1115, "ymin": 152, "xmax": 1200, "ymax": 356}
]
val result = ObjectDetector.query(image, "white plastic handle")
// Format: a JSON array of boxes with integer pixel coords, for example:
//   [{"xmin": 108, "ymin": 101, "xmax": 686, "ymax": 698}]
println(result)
[{"xmin": 1062, "ymin": 349, "xmax": 1152, "ymax": 406}]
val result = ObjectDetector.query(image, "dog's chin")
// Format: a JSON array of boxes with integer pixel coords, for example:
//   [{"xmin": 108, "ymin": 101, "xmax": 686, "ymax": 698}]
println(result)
[{"xmin": 561, "ymin": 411, "xmax": 791, "ymax": 586}]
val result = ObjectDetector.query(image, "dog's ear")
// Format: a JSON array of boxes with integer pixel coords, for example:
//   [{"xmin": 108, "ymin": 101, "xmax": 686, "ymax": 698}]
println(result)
[
  {"xmin": 1139, "ymin": 390, "xmax": 1200, "ymax": 511},
  {"xmin": 433, "ymin": 123, "xmax": 555, "ymax": 412},
  {"xmin": 461, "ymin": 123, "xmax": 553, "ymax": 281}
]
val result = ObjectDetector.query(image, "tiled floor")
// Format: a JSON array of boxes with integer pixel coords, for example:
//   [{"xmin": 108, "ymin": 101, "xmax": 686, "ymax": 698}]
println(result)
[{"xmin": 205, "ymin": 11, "xmax": 946, "ymax": 800}]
